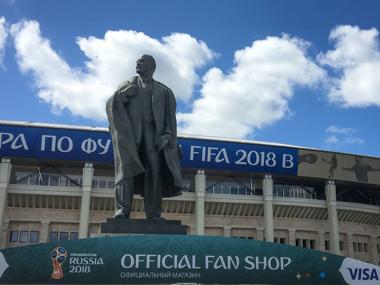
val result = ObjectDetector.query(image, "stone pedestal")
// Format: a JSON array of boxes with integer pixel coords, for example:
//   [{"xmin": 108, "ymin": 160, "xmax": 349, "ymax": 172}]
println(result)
[{"xmin": 101, "ymin": 219, "xmax": 188, "ymax": 235}]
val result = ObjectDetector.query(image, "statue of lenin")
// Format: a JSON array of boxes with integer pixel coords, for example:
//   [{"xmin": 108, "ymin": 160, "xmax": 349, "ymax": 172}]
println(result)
[{"xmin": 106, "ymin": 54, "xmax": 183, "ymax": 220}]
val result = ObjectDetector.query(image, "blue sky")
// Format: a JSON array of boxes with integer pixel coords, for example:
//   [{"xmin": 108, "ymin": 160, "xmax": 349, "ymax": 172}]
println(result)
[{"xmin": 1, "ymin": 0, "xmax": 380, "ymax": 157}]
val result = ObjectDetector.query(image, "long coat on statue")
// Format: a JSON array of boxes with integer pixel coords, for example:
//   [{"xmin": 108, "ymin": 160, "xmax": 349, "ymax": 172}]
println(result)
[{"xmin": 106, "ymin": 76, "xmax": 183, "ymax": 198}]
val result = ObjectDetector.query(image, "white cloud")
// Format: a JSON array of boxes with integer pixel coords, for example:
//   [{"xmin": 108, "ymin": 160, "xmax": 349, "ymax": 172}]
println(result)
[
  {"xmin": 318, "ymin": 25, "xmax": 380, "ymax": 107},
  {"xmin": 0, "ymin": 17, "xmax": 8, "ymax": 66},
  {"xmin": 324, "ymin": 125, "xmax": 364, "ymax": 145},
  {"xmin": 325, "ymin": 135, "xmax": 339, "ymax": 144},
  {"xmin": 326, "ymin": 125, "xmax": 356, "ymax": 135},
  {"xmin": 10, "ymin": 20, "xmax": 215, "ymax": 120},
  {"xmin": 178, "ymin": 35, "xmax": 325, "ymax": 138}
]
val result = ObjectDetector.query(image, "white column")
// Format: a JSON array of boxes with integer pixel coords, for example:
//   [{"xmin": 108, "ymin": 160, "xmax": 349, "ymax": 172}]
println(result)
[
  {"xmin": 346, "ymin": 233, "xmax": 354, "ymax": 257},
  {"xmin": 0, "ymin": 221, "xmax": 9, "ymax": 249},
  {"xmin": 318, "ymin": 231, "xmax": 326, "ymax": 251},
  {"xmin": 40, "ymin": 220, "xmax": 50, "ymax": 243},
  {"xmin": 325, "ymin": 180, "xmax": 340, "ymax": 255},
  {"xmin": 256, "ymin": 227, "xmax": 264, "ymax": 241},
  {"xmin": 0, "ymin": 159, "xmax": 12, "ymax": 246},
  {"xmin": 79, "ymin": 163, "xmax": 94, "ymax": 239},
  {"xmin": 223, "ymin": 226, "xmax": 231, "ymax": 237},
  {"xmin": 370, "ymin": 235, "xmax": 379, "ymax": 265},
  {"xmin": 263, "ymin": 174, "xmax": 274, "ymax": 242},
  {"xmin": 195, "ymin": 170, "xmax": 206, "ymax": 235},
  {"xmin": 288, "ymin": 229, "xmax": 296, "ymax": 246}
]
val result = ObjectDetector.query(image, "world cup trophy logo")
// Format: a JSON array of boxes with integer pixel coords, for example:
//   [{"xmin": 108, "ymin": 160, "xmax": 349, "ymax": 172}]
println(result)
[{"xmin": 50, "ymin": 247, "xmax": 67, "ymax": 280}]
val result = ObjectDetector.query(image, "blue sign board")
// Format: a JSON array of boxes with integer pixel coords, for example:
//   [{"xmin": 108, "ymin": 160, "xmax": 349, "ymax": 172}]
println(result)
[
  {"xmin": 0, "ymin": 123, "xmax": 298, "ymax": 175},
  {"xmin": 180, "ymin": 138, "xmax": 298, "ymax": 175},
  {"xmin": 1, "ymin": 235, "xmax": 370, "ymax": 285}
]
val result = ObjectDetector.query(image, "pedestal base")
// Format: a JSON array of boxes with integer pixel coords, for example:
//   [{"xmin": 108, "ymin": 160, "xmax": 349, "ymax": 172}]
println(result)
[{"xmin": 100, "ymin": 218, "xmax": 188, "ymax": 234}]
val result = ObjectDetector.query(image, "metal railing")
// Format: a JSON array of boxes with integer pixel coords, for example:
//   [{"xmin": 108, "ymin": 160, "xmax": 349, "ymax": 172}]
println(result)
[
  {"xmin": 14, "ymin": 173, "xmax": 82, "ymax": 188},
  {"xmin": 92, "ymin": 177, "xmax": 114, "ymax": 189},
  {"xmin": 273, "ymin": 184, "xmax": 318, "ymax": 199},
  {"xmin": 14, "ymin": 172, "xmax": 115, "ymax": 190},
  {"xmin": 206, "ymin": 182, "xmax": 258, "ymax": 196}
]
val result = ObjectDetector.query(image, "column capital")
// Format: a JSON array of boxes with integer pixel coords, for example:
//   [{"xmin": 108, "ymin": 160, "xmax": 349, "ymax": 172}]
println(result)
[
  {"xmin": 0, "ymin": 159, "xmax": 12, "ymax": 184},
  {"xmin": 326, "ymin": 180, "xmax": 335, "ymax": 185},
  {"xmin": 263, "ymin": 174, "xmax": 272, "ymax": 180},
  {"xmin": 82, "ymin": 163, "xmax": 94, "ymax": 189},
  {"xmin": 196, "ymin": 169, "xmax": 205, "ymax": 175}
]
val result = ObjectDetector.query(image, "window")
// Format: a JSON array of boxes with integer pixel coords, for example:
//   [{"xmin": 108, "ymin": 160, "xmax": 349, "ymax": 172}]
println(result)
[
  {"xmin": 296, "ymin": 239, "xmax": 316, "ymax": 249},
  {"xmin": 364, "ymin": 243, "xmax": 368, "ymax": 253},
  {"xmin": 358, "ymin": 242, "xmax": 364, "ymax": 252},
  {"xmin": 49, "ymin": 231, "xmax": 78, "ymax": 241},
  {"xmin": 280, "ymin": 238, "xmax": 286, "ymax": 244},
  {"xmin": 340, "ymin": 241, "xmax": 345, "ymax": 251},
  {"xmin": 59, "ymin": 232, "xmax": 69, "ymax": 240},
  {"xmin": 19, "ymin": 231, "xmax": 29, "ymax": 243},
  {"xmin": 9, "ymin": 231, "xmax": 19, "ymax": 243},
  {"xmin": 70, "ymin": 232, "xmax": 78, "ymax": 240},
  {"xmin": 30, "ymin": 231, "xmax": 39, "ymax": 243},
  {"xmin": 325, "ymin": 240, "xmax": 330, "ymax": 251},
  {"xmin": 9, "ymin": 230, "xmax": 40, "ymax": 243},
  {"xmin": 49, "ymin": 231, "xmax": 59, "ymax": 242},
  {"xmin": 232, "ymin": 236, "xmax": 254, "ymax": 240}
]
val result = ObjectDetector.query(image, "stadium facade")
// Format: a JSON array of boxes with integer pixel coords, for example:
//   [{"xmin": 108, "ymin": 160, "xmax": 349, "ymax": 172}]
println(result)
[{"xmin": 1, "ymin": 120, "xmax": 380, "ymax": 264}]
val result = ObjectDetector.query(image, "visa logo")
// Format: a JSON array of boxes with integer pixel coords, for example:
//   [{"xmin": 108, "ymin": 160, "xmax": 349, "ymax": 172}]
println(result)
[
  {"xmin": 348, "ymin": 268, "xmax": 379, "ymax": 281},
  {"xmin": 340, "ymin": 258, "xmax": 380, "ymax": 285}
]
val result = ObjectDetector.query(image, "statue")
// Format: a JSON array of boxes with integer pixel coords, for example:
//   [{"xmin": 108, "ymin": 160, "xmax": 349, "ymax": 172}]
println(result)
[{"xmin": 106, "ymin": 54, "xmax": 183, "ymax": 220}]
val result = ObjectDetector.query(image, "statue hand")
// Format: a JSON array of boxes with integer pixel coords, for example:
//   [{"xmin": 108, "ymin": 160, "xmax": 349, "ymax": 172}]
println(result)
[{"xmin": 159, "ymin": 135, "xmax": 170, "ymax": 151}]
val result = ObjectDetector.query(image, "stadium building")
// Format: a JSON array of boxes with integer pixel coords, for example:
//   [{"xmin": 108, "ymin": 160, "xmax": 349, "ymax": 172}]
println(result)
[{"xmin": 1, "ymin": 120, "xmax": 380, "ymax": 265}]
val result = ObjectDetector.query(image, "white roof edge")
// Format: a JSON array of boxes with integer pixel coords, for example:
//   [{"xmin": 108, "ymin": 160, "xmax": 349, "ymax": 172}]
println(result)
[{"xmin": 1, "ymin": 120, "xmax": 378, "ymax": 159}]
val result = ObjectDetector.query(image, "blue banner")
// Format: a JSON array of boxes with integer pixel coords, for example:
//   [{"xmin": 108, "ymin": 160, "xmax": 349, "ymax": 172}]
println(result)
[
  {"xmin": 180, "ymin": 138, "xmax": 298, "ymax": 175},
  {"xmin": 0, "ymin": 123, "xmax": 298, "ymax": 175},
  {"xmin": 1, "ymin": 235, "xmax": 372, "ymax": 285}
]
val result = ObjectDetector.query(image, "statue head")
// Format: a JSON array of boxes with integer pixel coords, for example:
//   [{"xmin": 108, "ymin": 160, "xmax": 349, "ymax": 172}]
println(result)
[
  {"xmin": 136, "ymin": 54, "xmax": 156, "ymax": 77},
  {"xmin": 355, "ymin": 156, "xmax": 362, "ymax": 164}
]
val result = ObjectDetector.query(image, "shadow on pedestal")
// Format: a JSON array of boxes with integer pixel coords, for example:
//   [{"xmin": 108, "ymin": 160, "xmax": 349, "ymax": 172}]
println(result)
[{"xmin": 101, "ymin": 219, "xmax": 188, "ymax": 235}]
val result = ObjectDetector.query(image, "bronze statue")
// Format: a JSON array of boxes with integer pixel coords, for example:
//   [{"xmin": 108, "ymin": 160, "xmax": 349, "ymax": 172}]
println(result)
[{"xmin": 106, "ymin": 54, "xmax": 182, "ymax": 220}]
